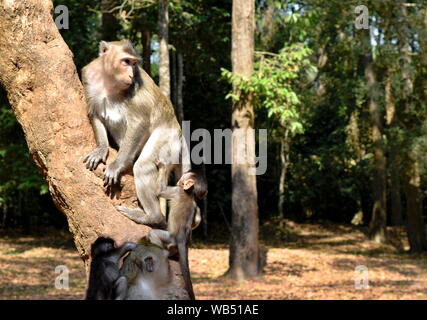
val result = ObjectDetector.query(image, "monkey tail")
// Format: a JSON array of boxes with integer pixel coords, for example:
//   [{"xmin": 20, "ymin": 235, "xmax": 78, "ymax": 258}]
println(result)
[{"xmin": 177, "ymin": 240, "xmax": 195, "ymax": 300}]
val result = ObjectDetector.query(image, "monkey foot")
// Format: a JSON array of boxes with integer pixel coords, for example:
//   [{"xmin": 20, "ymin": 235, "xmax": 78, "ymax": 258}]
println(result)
[{"xmin": 116, "ymin": 206, "xmax": 167, "ymax": 229}]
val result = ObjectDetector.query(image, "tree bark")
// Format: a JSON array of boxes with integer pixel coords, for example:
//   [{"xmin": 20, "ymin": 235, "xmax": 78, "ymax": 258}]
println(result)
[
  {"xmin": 385, "ymin": 78, "xmax": 403, "ymax": 226},
  {"xmin": 403, "ymin": 156, "xmax": 426, "ymax": 252},
  {"xmin": 0, "ymin": 0, "xmax": 187, "ymax": 297},
  {"xmin": 228, "ymin": 0, "xmax": 260, "ymax": 280},
  {"xmin": 397, "ymin": 1, "xmax": 426, "ymax": 251},
  {"xmin": 363, "ymin": 29, "xmax": 387, "ymax": 243},
  {"xmin": 176, "ymin": 53, "xmax": 184, "ymax": 123},
  {"xmin": 278, "ymin": 130, "xmax": 290, "ymax": 219},
  {"xmin": 141, "ymin": 30, "xmax": 152, "ymax": 77},
  {"xmin": 158, "ymin": 0, "xmax": 170, "ymax": 216},
  {"xmin": 158, "ymin": 0, "xmax": 170, "ymax": 98}
]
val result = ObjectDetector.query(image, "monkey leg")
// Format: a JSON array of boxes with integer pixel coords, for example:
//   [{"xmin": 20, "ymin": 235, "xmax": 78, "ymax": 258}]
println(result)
[{"xmin": 117, "ymin": 146, "xmax": 167, "ymax": 227}]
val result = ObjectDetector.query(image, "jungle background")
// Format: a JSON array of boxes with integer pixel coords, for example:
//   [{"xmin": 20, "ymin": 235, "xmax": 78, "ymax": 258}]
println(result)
[{"xmin": 0, "ymin": 0, "xmax": 427, "ymax": 299}]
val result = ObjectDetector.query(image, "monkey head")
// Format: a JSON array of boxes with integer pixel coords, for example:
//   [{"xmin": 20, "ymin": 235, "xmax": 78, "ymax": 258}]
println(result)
[
  {"xmin": 177, "ymin": 172, "xmax": 208, "ymax": 199},
  {"xmin": 122, "ymin": 238, "xmax": 175, "ymax": 286},
  {"xmin": 90, "ymin": 236, "xmax": 115, "ymax": 258},
  {"xmin": 99, "ymin": 40, "xmax": 141, "ymax": 91}
]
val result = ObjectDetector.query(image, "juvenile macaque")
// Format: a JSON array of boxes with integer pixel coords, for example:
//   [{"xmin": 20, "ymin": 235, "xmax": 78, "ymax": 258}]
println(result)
[
  {"xmin": 85, "ymin": 237, "xmax": 136, "ymax": 300},
  {"xmin": 143, "ymin": 161, "xmax": 202, "ymax": 300},
  {"xmin": 120, "ymin": 234, "xmax": 190, "ymax": 300},
  {"xmin": 81, "ymin": 40, "xmax": 206, "ymax": 227}
]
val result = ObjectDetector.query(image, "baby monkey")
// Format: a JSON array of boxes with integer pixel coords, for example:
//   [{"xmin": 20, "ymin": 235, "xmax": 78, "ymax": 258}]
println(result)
[
  {"xmin": 85, "ymin": 237, "xmax": 136, "ymax": 300},
  {"xmin": 147, "ymin": 161, "xmax": 204, "ymax": 300}
]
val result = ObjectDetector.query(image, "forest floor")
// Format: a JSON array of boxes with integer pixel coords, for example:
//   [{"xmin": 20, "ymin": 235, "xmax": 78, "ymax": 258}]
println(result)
[{"xmin": 0, "ymin": 220, "xmax": 426, "ymax": 300}]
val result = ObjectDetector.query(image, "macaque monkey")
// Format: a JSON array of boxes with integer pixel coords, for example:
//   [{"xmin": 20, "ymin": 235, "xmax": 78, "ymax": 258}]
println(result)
[
  {"xmin": 81, "ymin": 40, "xmax": 206, "ymax": 227},
  {"xmin": 120, "ymin": 234, "xmax": 190, "ymax": 300},
  {"xmin": 142, "ymin": 162, "xmax": 202, "ymax": 300},
  {"xmin": 85, "ymin": 237, "xmax": 136, "ymax": 300}
]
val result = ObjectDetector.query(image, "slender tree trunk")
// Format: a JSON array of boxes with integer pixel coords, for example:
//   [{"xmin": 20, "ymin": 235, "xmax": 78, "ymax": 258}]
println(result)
[
  {"xmin": 390, "ymin": 160, "xmax": 403, "ymax": 225},
  {"xmin": 397, "ymin": 1, "xmax": 426, "ymax": 251},
  {"xmin": 278, "ymin": 129, "xmax": 290, "ymax": 218},
  {"xmin": 0, "ymin": 0, "xmax": 188, "ymax": 297},
  {"xmin": 141, "ymin": 30, "xmax": 152, "ymax": 77},
  {"xmin": 170, "ymin": 50, "xmax": 177, "ymax": 107},
  {"xmin": 158, "ymin": 0, "xmax": 170, "ymax": 98},
  {"xmin": 101, "ymin": 0, "xmax": 120, "ymax": 41},
  {"xmin": 403, "ymin": 157, "xmax": 427, "ymax": 252},
  {"xmin": 386, "ymin": 77, "xmax": 403, "ymax": 226},
  {"xmin": 228, "ymin": 0, "xmax": 260, "ymax": 280},
  {"xmin": 158, "ymin": 0, "xmax": 170, "ymax": 215},
  {"xmin": 176, "ymin": 53, "xmax": 184, "ymax": 123},
  {"xmin": 201, "ymin": 164, "xmax": 208, "ymax": 238},
  {"xmin": 363, "ymin": 29, "xmax": 387, "ymax": 243}
]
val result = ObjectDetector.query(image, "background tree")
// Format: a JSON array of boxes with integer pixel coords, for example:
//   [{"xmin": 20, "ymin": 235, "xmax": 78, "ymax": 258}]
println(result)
[{"xmin": 227, "ymin": 0, "xmax": 260, "ymax": 280}]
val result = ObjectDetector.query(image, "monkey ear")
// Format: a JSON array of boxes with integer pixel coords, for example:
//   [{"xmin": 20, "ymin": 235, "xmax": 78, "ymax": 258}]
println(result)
[
  {"xmin": 182, "ymin": 178, "xmax": 195, "ymax": 191},
  {"xmin": 99, "ymin": 41, "xmax": 109, "ymax": 56}
]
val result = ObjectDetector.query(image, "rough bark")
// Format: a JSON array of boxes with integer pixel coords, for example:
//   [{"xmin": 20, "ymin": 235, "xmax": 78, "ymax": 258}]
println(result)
[
  {"xmin": 0, "ymin": 0, "xmax": 187, "ymax": 297},
  {"xmin": 363, "ymin": 29, "xmax": 387, "ymax": 243},
  {"xmin": 228, "ymin": 0, "xmax": 260, "ymax": 280},
  {"xmin": 141, "ymin": 30, "xmax": 152, "ymax": 77}
]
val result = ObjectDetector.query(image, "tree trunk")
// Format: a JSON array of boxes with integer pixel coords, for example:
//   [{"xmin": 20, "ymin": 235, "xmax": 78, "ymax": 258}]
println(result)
[
  {"xmin": 158, "ymin": 0, "xmax": 170, "ymax": 215},
  {"xmin": 158, "ymin": 0, "xmax": 170, "ymax": 98},
  {"xmin": 141, "ymin": 30, "xmax": 152, "ymax": 77},
  {"xmin": 201, "ymin": 164, "xmax": 208, "ymax": 238},
  {"xmin": 176, "ymin": 53, "xmax": 184, "ymax": 123},
  {"xmin": 0, "ymin": 0, "xmax": 187, "ymax": 297},
  {"xmin": 170, "ymin": 49, "xmax": 177, "ymax": 107},
  {"xmin": 385, "ymin": 78, "xmax": 403, "ymax": 226},
  {"xmin": 278, "ymin": 130, "xmax": 290, "ymax": 219},
  {"xmin": 397, "ymin": 1, "xmax": 426, "ymax": 251},
  {"xmin": 363, "ymin": 29, "xmax": 387, "ymax": 243},
  {"xmin": 403, "ymin": 157, "xmax": 427, "ymax": 252},
  {"xmin": 228, "ymin": 0, "xmax": 260, "ymax": 280},
  {"xmin": 101, "ymin": 0, "xmax": 120, "ymax": 41}
]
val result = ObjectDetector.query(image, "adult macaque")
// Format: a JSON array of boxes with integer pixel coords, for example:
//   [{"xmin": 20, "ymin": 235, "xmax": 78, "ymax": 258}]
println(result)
[
  {"xmin": 85, "ymin": 237, "xmax": 136, "ymax": 300},
  {"xmin": 120, "ymin": 234, "xmax": 190, "ymax": 300},
  {"xmin": 82, "ymin": 40, "xmax": 206, "ymax": 227}
]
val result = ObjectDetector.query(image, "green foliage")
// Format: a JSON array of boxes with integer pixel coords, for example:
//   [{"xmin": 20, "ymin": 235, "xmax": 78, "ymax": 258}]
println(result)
[{"xmin": 221, "ymin": 43, "xmax": 315, "ymax": 137}]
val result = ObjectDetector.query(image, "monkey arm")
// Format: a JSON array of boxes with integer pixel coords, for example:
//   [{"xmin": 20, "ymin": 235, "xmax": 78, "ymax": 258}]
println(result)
[
  {"xmin": 116, "ymin": 242, "xmax": 137, "ymax": 259},
  {"xmin": 84, "ymin": 116, "xmax": 109, "ymax": 170},
  {"xmin": 104, "ymin": 123, "xmax": 149, "ymax": 186},
  {"xmin": 158, "ymin": 186, "xmax": 181, "ymax": 200}
]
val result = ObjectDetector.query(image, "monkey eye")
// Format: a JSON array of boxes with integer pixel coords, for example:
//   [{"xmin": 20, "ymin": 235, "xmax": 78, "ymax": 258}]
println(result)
[{"xmin": 122, "ymin": 59, "xmax": 132, "ymax": 66}]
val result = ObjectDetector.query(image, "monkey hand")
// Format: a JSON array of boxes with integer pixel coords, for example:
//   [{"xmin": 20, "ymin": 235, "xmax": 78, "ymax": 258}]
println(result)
[
  {"xmin": 103, "ymin": 161, "xmax": 124, "ymax": 186},
  {"xmin": 84, "ymin": 146, "xmax": 108, "ymax": 171}
]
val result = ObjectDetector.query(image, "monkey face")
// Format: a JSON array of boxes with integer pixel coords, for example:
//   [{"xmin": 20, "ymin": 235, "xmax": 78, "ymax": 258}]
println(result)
[
  {"xmin": 133, "ymin": 245, "xmax": 170, "ymax": 276},
  {"xmin": 99, "ymin": 40, "xmax": 140, "ymax": 90}
]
